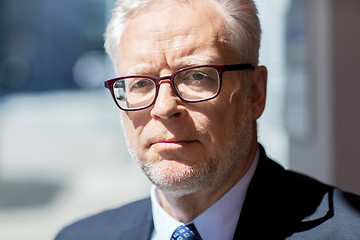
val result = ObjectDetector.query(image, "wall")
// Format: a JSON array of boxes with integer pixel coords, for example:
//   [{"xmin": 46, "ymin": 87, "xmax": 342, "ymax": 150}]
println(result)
[
  {"xmin": 289, "ymin": 0, "xmax": 360, "ymax": 195},
  {"xmin": 332, "ymin": 0, "xmax": 360, "ymax": 194}
]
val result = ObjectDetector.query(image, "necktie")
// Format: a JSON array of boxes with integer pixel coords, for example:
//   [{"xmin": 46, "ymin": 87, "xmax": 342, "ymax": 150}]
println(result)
[{"xmin": 171, "ymin": 223, "xmax": 202, "ymax": 240}]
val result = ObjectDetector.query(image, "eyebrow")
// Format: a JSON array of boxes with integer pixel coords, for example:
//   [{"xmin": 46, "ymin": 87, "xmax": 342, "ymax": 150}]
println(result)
[
  {"xmin": 122, "ymin": 55, "xmax": 220, "ymax": 76},
  {"xmin": 123, "ymin": 64, "xmax": 152, "ymax": 75},
  {"xmin": 173, "ymin": 55, "xmax": 221, "ymax": 69}
]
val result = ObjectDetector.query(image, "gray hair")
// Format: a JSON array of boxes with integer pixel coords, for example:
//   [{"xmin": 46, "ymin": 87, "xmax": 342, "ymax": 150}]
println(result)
[{"xmin": 104, "ymin": 0, "xmax": 261, "ymax": 73}]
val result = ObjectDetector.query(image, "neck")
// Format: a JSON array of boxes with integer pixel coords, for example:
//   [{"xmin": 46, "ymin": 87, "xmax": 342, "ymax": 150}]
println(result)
[{"xmin": 156, "ymin": 142, "xmax": 258, "ymax": 223}]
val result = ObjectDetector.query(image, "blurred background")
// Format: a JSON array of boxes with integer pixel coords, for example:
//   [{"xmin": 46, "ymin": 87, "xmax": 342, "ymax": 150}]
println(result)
[{"xmin": 0, "ymin": 0, "xmax": 359, "ymax": 239}]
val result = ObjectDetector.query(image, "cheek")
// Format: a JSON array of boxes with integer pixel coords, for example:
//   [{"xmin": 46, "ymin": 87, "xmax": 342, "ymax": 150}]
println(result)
[
  {"xmin": 188, "ymin": 105, "xmax": 227, "ymax": 149},
  {"xmin": 122, "ymin": 112, "xmax": 158, "ymax": 162},
  {"xmin": 121, "ymin": 113, "xmax": 143, "ymax": 150},
  {"xmin": 204, "ymin": 91, "xmax": 249, "ymax": 142},
  {"xmin": 221, "ymin": 71, "xmax": 248, "ymax": 105}
]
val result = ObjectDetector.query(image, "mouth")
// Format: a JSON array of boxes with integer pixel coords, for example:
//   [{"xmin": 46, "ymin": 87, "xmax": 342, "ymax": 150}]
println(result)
[{"xmin": 149, "ymin": 140, "xmax": 199, "ymax": 150}]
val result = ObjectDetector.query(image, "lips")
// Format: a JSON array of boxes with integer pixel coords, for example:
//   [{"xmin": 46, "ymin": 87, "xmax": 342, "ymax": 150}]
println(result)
[
  {"xmin": 149, "ymin": 139, "xmax": 199, "ymax": 150},
  {"xmin": 150, "ymin": 140, "xmax": 196, "ymax": 146}
]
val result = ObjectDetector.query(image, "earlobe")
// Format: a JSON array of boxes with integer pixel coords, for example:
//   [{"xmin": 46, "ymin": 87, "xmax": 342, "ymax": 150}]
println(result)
[{"xmin": 251, "ymin": 66, "xmax": 267, "ymax": 120}]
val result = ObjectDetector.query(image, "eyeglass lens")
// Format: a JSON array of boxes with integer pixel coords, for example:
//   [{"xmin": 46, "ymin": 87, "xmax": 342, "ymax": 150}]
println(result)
[{"xmin": 113, "ymin": 66, "xmax": 220, "ymax": 110}]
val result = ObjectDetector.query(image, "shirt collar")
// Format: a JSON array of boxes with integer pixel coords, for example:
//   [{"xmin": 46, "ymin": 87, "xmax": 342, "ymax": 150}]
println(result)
[{"xmin": 151, "ymin": 148, "xmax": 259, "ymax": 240}]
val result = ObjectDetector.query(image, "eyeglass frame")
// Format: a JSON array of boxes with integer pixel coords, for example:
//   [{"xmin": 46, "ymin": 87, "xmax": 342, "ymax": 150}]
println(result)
[{"xmin": 104, "ymin": 63, "xmax": 254, "ymax": 111}]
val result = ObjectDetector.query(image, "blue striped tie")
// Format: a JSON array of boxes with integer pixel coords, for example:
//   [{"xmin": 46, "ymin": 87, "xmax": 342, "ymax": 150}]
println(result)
[{"xmin": 171, "ymin": 223, "xmax": 202, "ymax": 240}]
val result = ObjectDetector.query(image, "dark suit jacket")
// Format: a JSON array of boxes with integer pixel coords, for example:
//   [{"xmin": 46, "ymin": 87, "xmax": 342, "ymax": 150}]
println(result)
[{"xmin": 55, "ymin": 146, "xmax": 360, "ymax": 239}]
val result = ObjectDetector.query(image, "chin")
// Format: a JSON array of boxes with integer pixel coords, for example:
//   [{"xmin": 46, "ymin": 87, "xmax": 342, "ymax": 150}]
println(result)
[{"xmin": 141, "ymin": 159, "xmax": 212, "ymax": 195}]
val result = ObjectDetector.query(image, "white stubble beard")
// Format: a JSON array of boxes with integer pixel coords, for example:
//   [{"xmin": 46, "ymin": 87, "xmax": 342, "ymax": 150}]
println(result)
[{"xmin": 123, "ymin": 96, "xmax": 256, "ymax": 197}]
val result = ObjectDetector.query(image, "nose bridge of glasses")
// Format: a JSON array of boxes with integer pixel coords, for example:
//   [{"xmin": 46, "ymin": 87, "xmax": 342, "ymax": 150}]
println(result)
[
  {"xmin": 156, "ymin": 76, "xmax": 177, "ymax": 93},
  {"xmin": 156, "ymin": 74, "xmax": 172, "ymax": 85},
  {"xmin": 154, "ymin": 75, "xmax": 181, "ymax": 101},
  {"xmin": 158, "ymin": 78, "xmax": 171, "ymax": 85}
]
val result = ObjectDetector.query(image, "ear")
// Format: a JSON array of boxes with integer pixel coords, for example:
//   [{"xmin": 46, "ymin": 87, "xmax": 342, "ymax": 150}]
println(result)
[{"xmin": 251, "ymin": 66, "xmax": 267, "ymax": 120}]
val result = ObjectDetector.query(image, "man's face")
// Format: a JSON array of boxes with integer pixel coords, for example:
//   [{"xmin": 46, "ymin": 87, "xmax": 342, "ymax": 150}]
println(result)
[{"xmin": 118, "ymin": 1, "xmax": 261, "ymax": 195}]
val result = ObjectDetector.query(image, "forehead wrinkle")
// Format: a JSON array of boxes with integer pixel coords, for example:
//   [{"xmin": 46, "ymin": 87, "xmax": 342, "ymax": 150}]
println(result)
[
  {"xmin": 124, "ymin": 54, "xmax": 220, "ymax": 76},
  {"xmin": 119, "ymin": 0, "xmax": 229, "ymax": 76},
  {"xmin": 125, "ymin": 63, "xmax": 152, "ymax": 75},
  {"xmin": 180, "ymin": 56, "xmax": 220, "ymax": 67},
  {"xmin": 140, "ymin": 6, "xmax": 226, "ymax": 48},
  {"xmin": 162, "ymin": 34, "xmax": 224, "ymax": 67}
]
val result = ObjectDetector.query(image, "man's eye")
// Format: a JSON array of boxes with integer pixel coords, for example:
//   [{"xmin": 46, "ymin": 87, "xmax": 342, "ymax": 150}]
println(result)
[
  {"xmin": 127, "ymin": 79, "xmax": 153, "ymax": 93},
  {"xmin": 191, "ymin": 72, "xmax": 206, "ymax": 80},
  {"xmin": 133, "ymin": 80, "xmax": 148, "ymax": 88}
]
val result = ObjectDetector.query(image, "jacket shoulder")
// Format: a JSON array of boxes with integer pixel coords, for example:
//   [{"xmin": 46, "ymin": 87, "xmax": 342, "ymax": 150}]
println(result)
[
  {"xmin": 55, "ymin": 198, "xmax": 152, "ymax": 240},
  {"xmin": 236, "ymin": 145, "xmax": 360, "ymax": 239}
]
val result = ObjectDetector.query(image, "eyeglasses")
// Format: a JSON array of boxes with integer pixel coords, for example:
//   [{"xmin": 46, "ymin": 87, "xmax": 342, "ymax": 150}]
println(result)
[{"xmin": 104, "ymin": 64, "xmax": 254, "ymax": 111}]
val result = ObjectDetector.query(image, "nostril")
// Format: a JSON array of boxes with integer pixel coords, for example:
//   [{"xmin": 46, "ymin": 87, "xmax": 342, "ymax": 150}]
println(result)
[{"xmin": 173, "ymin": 112, "xmax": 181, "ymax": 118}]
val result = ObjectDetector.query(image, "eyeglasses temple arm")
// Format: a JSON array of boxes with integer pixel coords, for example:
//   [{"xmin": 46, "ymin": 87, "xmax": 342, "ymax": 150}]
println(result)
[{"xmin": 224, "ymin": 64, "xmax": 255, "ymax": 71}]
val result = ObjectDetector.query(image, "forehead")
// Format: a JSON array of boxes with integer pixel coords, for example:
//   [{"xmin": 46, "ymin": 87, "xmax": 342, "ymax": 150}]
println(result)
[{"xmin": 118, "ymin": 0, "xmax": 233, "ymax": 73}]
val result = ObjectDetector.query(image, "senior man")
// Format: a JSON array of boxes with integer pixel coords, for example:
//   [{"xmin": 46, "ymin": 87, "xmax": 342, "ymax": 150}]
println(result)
[{"xmin": 56, "ymin": 0, "xmax": 360, "ymax": 239}]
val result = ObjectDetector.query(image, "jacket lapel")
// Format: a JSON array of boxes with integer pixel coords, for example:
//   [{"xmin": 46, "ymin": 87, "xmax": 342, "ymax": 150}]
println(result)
[
  {"xmin": 121, "ymin": 221, "xmax": 153, "ymax": 240},
  {"xmin": 120, "ymin": 198, "xmax": 154, "ymax": 240},
  {"xmin": 233, "ymin": 145, "xmax": 333, "ymax": 239}
]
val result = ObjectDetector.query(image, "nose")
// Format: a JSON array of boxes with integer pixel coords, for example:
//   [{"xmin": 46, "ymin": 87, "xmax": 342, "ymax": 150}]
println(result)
[{"xmin": 150, "ymin": 80, "xmax": 184, "ymax": 120}]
